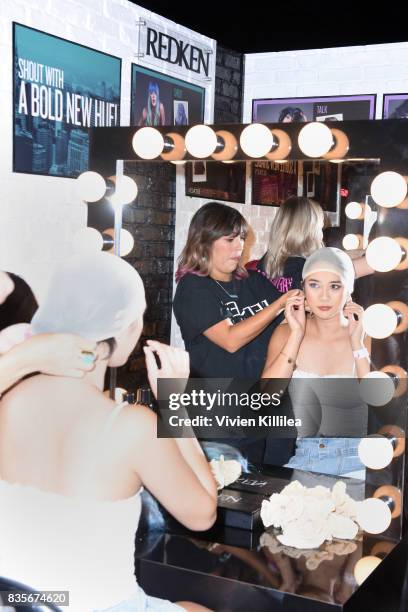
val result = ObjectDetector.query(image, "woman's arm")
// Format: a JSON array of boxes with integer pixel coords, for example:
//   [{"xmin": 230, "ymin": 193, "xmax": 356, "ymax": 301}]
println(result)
[
  {"xmin": 143, "ymin": 340, "xmax": 218, "ymax": 511},
  {"xmin": 204, "ymin": 289, "xmax": 300, "ymax": 353},
  {"xmin": 262, "ymin": 293, "xmax": 306, "ymax": 378},
  {"xmin": 127, "ymin": 407, "xmax": 217, "ymax": 531},
  {"xmin": 343, "ymin": 301, "xmax": 371, "ymax": 378},
  {"xmin": 0, "ymin": 334, "xmax": 96, "ymax": 394}
]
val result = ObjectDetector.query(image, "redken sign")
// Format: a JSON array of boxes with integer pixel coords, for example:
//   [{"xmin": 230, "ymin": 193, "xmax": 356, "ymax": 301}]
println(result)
[{"xmin": 139, "ymin": 22, "xmax": 213, "ymax": 79}]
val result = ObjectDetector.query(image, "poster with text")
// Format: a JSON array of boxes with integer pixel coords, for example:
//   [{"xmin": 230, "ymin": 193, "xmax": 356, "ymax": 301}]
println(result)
[
  {"xmin": 252, "ymin": 94, "xmax": 376, "ymax": 123},
  {"xmin": 131, "ymin": 64, "xmax": 205, "ymax": 127},
  {"xmin": 185, "ymin": 162, "xmax": 246, "ymax": 203},
  {"xmin": 383, "ymin": 94, "xmax": 408, "ymax": 119},
  {"xmin": 13, "ymin": 23, "xmax": 121, "ymax": 178}
]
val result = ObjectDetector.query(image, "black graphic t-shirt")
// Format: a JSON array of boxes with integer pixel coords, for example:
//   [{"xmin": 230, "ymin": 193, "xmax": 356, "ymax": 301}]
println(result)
[
  {"xmin": 246, "ymin": 255, "xmax": 305, "ymax": 293},
  {"xmin": 173, "ymin": 271, "xmax": 282, "ymax": 378}
]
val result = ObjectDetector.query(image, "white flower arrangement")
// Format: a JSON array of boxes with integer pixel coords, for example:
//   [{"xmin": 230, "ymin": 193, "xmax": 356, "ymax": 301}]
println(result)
[{"xmin": 260, "ymin": 480, "xmax": 359, "ymax": 549}]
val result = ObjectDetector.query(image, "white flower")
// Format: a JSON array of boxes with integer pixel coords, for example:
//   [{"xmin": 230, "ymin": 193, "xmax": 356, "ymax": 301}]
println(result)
[
  {"xmin": 210, "ymin": 455, "xmax": 242, "ymax": 490},
  {"xmin": 261, "ymin": 494, "xmax": 304, "ymax": 529},
  {"xmin": 327, "ymin": 514, "xmax": 359, "ymax": 540},
  {"xmin": 277, "ymin": 515, "xmax": 331, "ymax": 549},
  {"xmin": 331, "ymin": 481, "xmax": 358, "ymax": 519}
]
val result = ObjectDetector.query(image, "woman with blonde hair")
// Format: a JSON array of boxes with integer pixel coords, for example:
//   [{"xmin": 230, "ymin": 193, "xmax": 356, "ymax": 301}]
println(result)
[{"xmin": 246, "ymin": 196, "xmax": 372, "ymax": 292}]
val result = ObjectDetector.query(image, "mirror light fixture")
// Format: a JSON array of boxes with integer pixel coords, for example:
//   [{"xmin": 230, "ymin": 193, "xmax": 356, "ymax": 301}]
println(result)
[
  {"xmin": 358, "ymin": 435, "xmax": 394, "ymax": 469},
  {"xmin": 132, "ymin": 127, "xmax": 165, "ymax": 159},
  {"xmin": 265, "ymin": 128, "xmax": 292, "ymax": 160},
  {"xmin": 185, "ymin": 125, "xmax": 219, "ymax": 158},
  {"xmin": 103, "ymin": 228, "xmax": 134, "ymax": 257},
  {"xmin": 380, "ymin": 364, "xmax": 408, "ymax": 398},
  {"xmin": 356, "ymin": 497, "xmax": 392, "ymax": 534},
  {"xmin": 386, "ymin": 300, "xmax": 408, "ymax": 333},
  {"xmin": 370, "ymin": 171, "xmax": 408, "ymax": 208},
  {"xmin": 354, "ymin": 556, "xmax": 382, "ymax": 585},
  {"xmin": 133, "ymin": 128, "xmax": 186, "ymax": 161},
  {"xmin": 211, "ymin": 130, "xmax": 238, "ymax": 161},
  {"xmin": 363, "ymin": 304, "xmax": 398, "ymax": 339},
  {"xmin": 298, "ymin": 123, "xmax": 348, "ymax": 158},
  {"xmin": 378, "ymin": 424, "xmax": 406, "ymax": 459},
  {"xmin": 345, "ymin": 201, "xmax": 364, "ymax": 220},
  {"xmin": 72, "ymin": 227, "xmax": 103, "ymax": 255},
  {"xmin": 239, "ymin": 123, "xmax": 274, "ymax": 158},
  {"xmin": 342, "ymin": 233, "xmax": 363, "ymax": 250},
  {"xmin": 322, "ymin": 127, "xmax": 350, "ymax": 160},
  {"xmin": 366, "ymin": 237, "xmax": 403, "ymax": 272},
  {"xmin": 395, "ymin": 237, "xmax": 408, "ymax": 270},
  {"xmin": 110, "ymin": 176, "xmax": 138, "ymax": 208},
  {"xmin": 76, "ymin": 171, "xmax": 107, "ymax": 202},
  {"xmin": 160, "ymin": 132, "xmax": 186, "ymax": 161},
  {"xmin": 358, "ymin": 371, "xmax": 395, "ymax": 406}
]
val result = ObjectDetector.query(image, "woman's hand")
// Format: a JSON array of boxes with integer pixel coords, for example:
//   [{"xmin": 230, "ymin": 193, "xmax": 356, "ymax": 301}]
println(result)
[
  {"xmin": 144, "ymin": 340, "xmax": 190, "ymax": 400},
  {"xmin": 0, "ymin": 272, "xmax": 14, "ymax": 304},
  {"xmin": 33, "ymin": 333, "xmax": 97, "ymax": 377},
  {"xmin": 343, "ymin": 301, "xmax": 365, "ymax": 348},
  {"xmin": 284, "ymin": 291, "xmax": 306, "ymax": 338}
]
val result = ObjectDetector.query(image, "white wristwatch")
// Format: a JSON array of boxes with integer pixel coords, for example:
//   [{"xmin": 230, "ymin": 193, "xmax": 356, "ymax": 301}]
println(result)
[{"xmin": 352, "ymin": 347, "xmax": 369, "ymax": 359}]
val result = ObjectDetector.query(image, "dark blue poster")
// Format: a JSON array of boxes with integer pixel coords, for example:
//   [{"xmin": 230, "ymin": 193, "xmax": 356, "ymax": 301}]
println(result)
[
  {"xmin": 13, "ymin": 23, "xmax": 121, "ymax": 178},
  {"xmin": 130, "ymin": 64, "xmax": 205, "ymax": 127}
]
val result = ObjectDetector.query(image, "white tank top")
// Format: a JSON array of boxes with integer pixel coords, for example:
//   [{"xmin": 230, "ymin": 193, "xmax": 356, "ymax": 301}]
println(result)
[{"xmin": 0, "ymin": 401, "xmax": 142, "ymax": 611}]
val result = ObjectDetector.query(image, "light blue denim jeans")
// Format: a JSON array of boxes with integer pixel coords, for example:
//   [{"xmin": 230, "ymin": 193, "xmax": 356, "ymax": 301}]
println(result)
[{"xmin": 284, "ymin": 437, "xmax": 364, "ymax": 478}]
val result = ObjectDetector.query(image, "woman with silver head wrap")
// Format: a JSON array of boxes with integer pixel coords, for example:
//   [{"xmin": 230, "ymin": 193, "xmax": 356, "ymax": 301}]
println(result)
[
  {"xmin": 262, "ymin": 247, "xmax": 370, "ymax": 478},
  {"xmin": 0, "ymin": 252, "xmax": 216, "ymax": 612}
]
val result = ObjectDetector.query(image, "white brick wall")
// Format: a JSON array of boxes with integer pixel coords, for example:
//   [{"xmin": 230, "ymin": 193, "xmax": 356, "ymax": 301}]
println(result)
[
  {"xmin": 0, "ymin": 0, "xmax": 215, "ymax": 299},
  {"xmin": 243, "ymin": 42, "xmax": 408, "ymax": 122}
]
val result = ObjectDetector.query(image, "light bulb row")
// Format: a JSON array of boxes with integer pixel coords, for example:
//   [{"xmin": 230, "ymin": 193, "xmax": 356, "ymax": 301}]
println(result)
[{"xmin": 131, "ymin": 122, "xmax": 349, "ymax": 161}]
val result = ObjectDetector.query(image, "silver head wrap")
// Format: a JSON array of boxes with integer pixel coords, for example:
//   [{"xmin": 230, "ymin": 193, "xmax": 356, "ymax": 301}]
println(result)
[
  {"xmin": 31, "ymin": 252, "xmax": 145, "ymax": 341},
  {"xmin": 302, "ymin": 247, "xmax": 355, "ymax": 294}
]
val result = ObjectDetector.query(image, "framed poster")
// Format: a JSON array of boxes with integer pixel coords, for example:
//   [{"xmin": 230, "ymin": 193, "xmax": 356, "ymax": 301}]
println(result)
[
  {"xmin": 252, "ymin": 94, "xmax": 376, "ymax": 123},
  {"xmin": 185, "ymin": 162, "xmax": 246, "ymax": 203},
  {"xmin": 131, "ymin": 65, "xmax": 205, "ymax": 126},
  {"xmin": 383, "ymin": 94, "xmax": 408, "ymax": 119},
  {"xmin": 252, "ymin": 161, "xmax": 299, "ymax": 206},
  {"xmin": 13, "ymin": 22, "xmax": 121, "ymax": 178}
]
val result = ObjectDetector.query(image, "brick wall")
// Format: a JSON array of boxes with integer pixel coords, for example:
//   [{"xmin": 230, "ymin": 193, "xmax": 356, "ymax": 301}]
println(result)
[{"xmin": 215, "ymin": 45, "xmax": 244, "ymax": 123}]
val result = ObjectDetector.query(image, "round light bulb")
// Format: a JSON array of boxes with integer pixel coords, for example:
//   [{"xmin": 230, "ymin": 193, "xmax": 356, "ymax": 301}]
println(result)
[
  {"xmin": 103, "ymin": 228, "xmax": 134, "ymax": 257},
  {"xmin": 240, "ymin": 124, "xmax": 274, "ymax": 158},
  {"xmin": 345, "ymin": 201, "xmax": 363, "ymax": 220},
  {"xmin": 185, "ymin": 125, "xmax": 217, "ymax": 158},
  {"xmin": 356, "ymin": 498, "xmax": 392, "ymax": 534},
  {"xmin": 354, "ymin": 556, "xmax": 382, "ymax": 585},
  {"xmin": 370, "ymin": 171, "xmax": 408, "ymax": 208},
  {"xmin": 358, "ymin": 435, "xmax": 394, "ymax": 469},
  {"xmin": 72, "ymin": 227, "xmax": 103, "ymax": 255},
  {"xmin": 342, "ymin": 234, "xmax": 360, "ymax": 250},
  {"xmin": 76, "ymin": 171, "xmax": 106, "ymax": 202},
  {"xmin": 359, "ymin": 371, "xmax": 395, "ymax": 406},
  {"xmin": 117, "ymin": 229, "xmax": 134, "ymax": 257},
  {"xmin": 366, "ymin": 237, "xmax": 402, "ymax": 272},
  {"xmin": 111, "ymin": 176, "xmax": 138, "ymax": 206},
  {"xmin": 363, "ymin": 304, "xmax": 398, "ymax": 339},
  {"xmin": 132, "ymin": 127, "xmax": 164, "ymax": 159},
  {"xmin": 298, "ymin": 122, "xmax": 334, "ymax": 157}
]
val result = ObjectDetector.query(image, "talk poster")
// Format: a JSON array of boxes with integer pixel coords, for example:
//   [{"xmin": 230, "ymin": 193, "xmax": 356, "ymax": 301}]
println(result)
[{"xmin": 13, "ymin": 23, "xmax": 121, "ymax": 178}]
